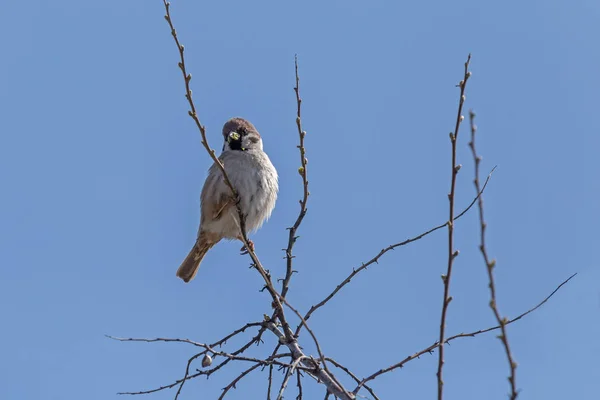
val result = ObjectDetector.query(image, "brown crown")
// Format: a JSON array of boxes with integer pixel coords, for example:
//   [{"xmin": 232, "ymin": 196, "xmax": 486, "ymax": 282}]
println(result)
[{"xmin": 222, "ymin": 117, "xmax": 260, "ymax": 138}]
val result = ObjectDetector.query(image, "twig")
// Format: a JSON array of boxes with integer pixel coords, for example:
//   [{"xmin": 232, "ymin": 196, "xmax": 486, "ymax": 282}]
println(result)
[
  {"xmin": 211, "ymin": 322, "xmax": 265, "ymax": 349},
  {"xmin": 105, "ymin": 335, "xmax": 204, "ymax": 347},
  {"xmin": 114, "ymin": 325, "xmax": 270, "ymax": 396},
  {"xmin": 299, "ymin": 168, "xmax": 493, "ymax": 333},
  {"xmin": 218, "ymin": 363, "xmax": 262, "ymax": 400},
  {"xmin": 173, "ymin": 352, "xmax": 203, "ymax": 400},
  {"xmin": 351, "ymin": 273, "xmax": 576, "ymax": 395},
  {"xmin": 117, "ymin": 351, "xmax": 295, "ymax": 397},
  {"xmin": 278, "ymin": 296, "xmax": 353, "ymax": 400},
  {"xmin": 280, "ymin": 297, "xmax": 327, "ymax": 370},
  {"xmin": 326, "ymin": 358, "xmax": 380, "ymax": 400},
  {"xmin": 265, "ymin": 321, "xmax": 354, "ymax": 400},
  {"xmin": 469, "ymin": 110, "xmax": 518, "ymax": 399},
  {"xmin": 296, "ymin": 370, "xmax": 303, "ymax": 400},
  {"xmin": 107, "ymin": 322, "xmax": 262, "ymax": 351},
  {"xmin": 436, "ymin": 54, "xmax": 471, "ymax": 400},
  {"xmin": 281, "ymin": 55, "xmax": 310, "ymax": 299},
  {"xmin": 161, "ymin": 0, "xmax": 235, "ymax": 196},
  {"xmin": 277, "ymin": 356, "xmax": 306, "ymax": 400},
  {"xmin": 267, "ymin": 364, "xmax": 274, "ymax": 400}
]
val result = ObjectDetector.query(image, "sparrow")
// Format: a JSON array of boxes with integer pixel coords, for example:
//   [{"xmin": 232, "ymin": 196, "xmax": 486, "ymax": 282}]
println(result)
[{"xmin": 176, "ymin": 117, "xmax": 278, "ymax": 282}]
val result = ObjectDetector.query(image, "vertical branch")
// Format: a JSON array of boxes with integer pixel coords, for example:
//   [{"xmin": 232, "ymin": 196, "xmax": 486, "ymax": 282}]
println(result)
[
  {"xmin": 469, "ymin": 111, "xmax": 518, "ymax": 399},
  {"xmin": 296, "ymin": 370, "xmax": 303, "ymax": 400},
  {"xmin": 277, "ymin": 356, "xmax": 305, "ymax": 400},
  {"xmin": 266, "ymin": 364, "xmax": 274, "ymax": 400},
  {"xmin": 436, "ymin": 54, "xmax": 471, "ymax": 400},
  {"xmin": 281, "ymin": 55, "xmax": 310, "ymax": 299},
  {"xmin": 161, "ymin": 0, "xmax": 236, "ymax": 194}
]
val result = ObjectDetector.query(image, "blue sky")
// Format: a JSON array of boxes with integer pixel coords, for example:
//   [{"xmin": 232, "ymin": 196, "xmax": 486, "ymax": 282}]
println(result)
[{"xmin": 1, "ymin": 0, "xmax": 599, "ymax": 399}]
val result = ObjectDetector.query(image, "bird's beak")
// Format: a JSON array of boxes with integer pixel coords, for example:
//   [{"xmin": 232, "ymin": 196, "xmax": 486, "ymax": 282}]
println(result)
[{"xmin": 227, "ymin": 131, "xmax": 240, "ymax": 143}]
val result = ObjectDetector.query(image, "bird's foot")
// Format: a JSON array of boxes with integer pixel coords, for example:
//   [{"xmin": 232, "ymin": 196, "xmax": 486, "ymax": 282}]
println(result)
[{"xmin": 239, "ymin": 239, "xmax": 255, "ymax": 255}]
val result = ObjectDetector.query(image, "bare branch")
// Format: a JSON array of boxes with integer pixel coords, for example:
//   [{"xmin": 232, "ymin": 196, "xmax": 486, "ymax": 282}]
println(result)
[
  {"xmin": 267, "ymin": 364, "xmax": 274, "ymax": 400},
  {"xmin": 300, "ymin": 168, "xmax": 493, "ymax": 333},
  {"xmin": 326, "ymin": 358, "xmax": 380, "ymax": 400},
  {"xmin": 265, "ymin": 321, "xmax": 354, "ymax": 400},
  {"xmin": 277, "ymin": 356, "xmax": 306, "ymax": 400},
  {"xmin": 107, "ymin": 321, "xmax": 263, "ymax": 352},
  {"xmin": 280, "ymin": 297, "xmax": 328, "ymax": 370},
  {"xmin": 352, "ymin": 273, "xmax": 576, "ymax": 395},
  {"xmin": 296, "ymin": 370, "xmax": 303, "ymax": 400},
  {"xmin": 469, "ymin": 110, "xmax": 518, "ymax": 399},
  {"xmin": 436, "ymin": 54, "xmax": 471, "ymax": 400},
  {"xmin": 113, "ymin": 324, "xmax": 270, "ymax": 396},
  {"xmin": 281, "ymin": 55, "xmax": 310, "ymax": 299},
  {"xmin": 117, "ymin": 350, "xmax": 296, "ymax": 397},
  {"xmin": 161, "ymin": 0, "xmax": 235, "ymax": 196},
  {"xmin": 218, "ymin": 363, "xmax": 262, "ymax": 400},
  {"xmin": 105, "ymin": 335, "xmax": 204, "ymax": 348},
  {"xmin": 211, "ymin": 322, "xmax": 266, "ymax": 349}
]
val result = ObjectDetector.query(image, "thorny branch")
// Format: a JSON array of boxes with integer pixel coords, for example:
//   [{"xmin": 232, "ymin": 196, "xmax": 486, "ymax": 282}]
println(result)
[
  {"xmin": 111, "ymin": 331, "xmax": 291, "ymax": 397},
  {"xmin": 296, "ymin": 370, "xmax": 303, "ymax": 400},
  {"xmin": 156, "ymin": 3, "xmax": 355, "ymax": 399},
  {"xmin": 161, "ymin": 1, "xmax": 235, "ymax": 197},
  {"xmin": 112, "ymin": 8, "xmax": 576, "ymax": 398},
  {"xmin": 281, "ymin": 55, "xmax": 310, "ymax": 300},
  {"xmin": 161, "ymin": 1, "xmax": 289, "ymax": 335},
  {"xmin": 218, "ymin": 363, "xmax": 262, "ymax": 400},
  {"xmin": 469, "ymin": 110, "xmax": 518, "ymax": 399},
  {"xmin": 351, "ymin": 273, "xmax": 576, "ymax": 395},
  {"xmin": 436, "ymin": 54, "xmax": 471, "ymax": 400},
  {"xmin": 277, "ymin": 356, "xmax": 306, "ymax": 400},
  {"xmin": 299, "ymin": 168, "xmax": 494, "ymax": 334},
  {"xmin": 277, "ymin": 295, "xmax": 351, "ymax": 398},
  {"xmin": 326, "ymin": 357, "xmax": 380, "ymax": 400}
]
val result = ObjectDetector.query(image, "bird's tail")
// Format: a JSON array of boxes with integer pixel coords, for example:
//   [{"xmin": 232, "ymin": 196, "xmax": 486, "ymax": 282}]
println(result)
[{"xmin": 176, "ymin": 238, "xmax": 216, "ymax": 283}]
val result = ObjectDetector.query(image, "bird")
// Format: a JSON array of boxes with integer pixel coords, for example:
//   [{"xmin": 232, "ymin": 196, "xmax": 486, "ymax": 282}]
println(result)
[{"xmin": 176, "ymin": 117, "xmax": 278, "ymax": 283}]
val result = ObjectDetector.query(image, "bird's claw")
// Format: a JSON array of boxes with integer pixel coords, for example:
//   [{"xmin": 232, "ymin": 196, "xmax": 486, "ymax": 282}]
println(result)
[{"xmin": 240, "ymin": 240, "xmax": 255, "ymax": 255}]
